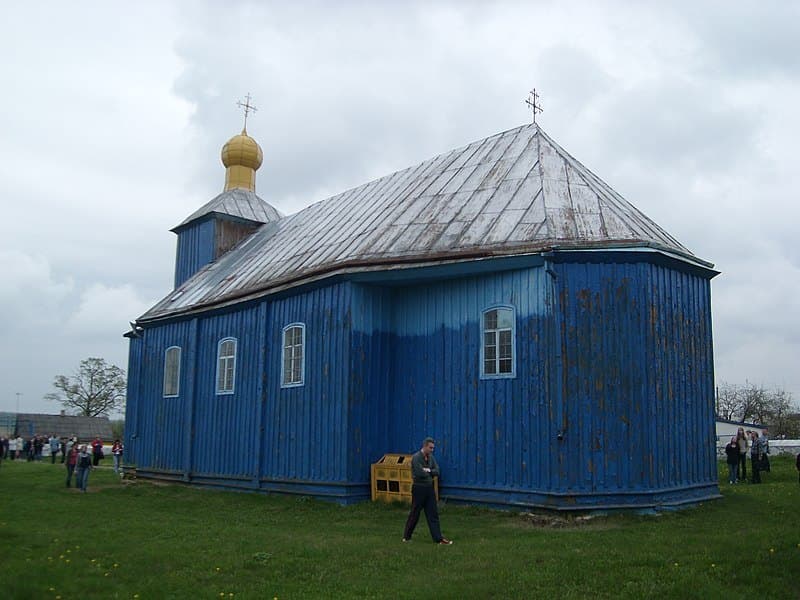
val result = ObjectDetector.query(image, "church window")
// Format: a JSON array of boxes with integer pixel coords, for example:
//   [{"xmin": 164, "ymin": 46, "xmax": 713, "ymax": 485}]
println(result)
[
  {"xmin": 216, "ymin": 338, "xmax": 237, "ymax": 394},
  {"xmin": 281, "ymin": 323, "xmax": 305, "ymax": 387},
  {"xmin": 481, "ymin": 306, "xmax": 515, "ymax": 378},
  {"xmin": 163, "ymin": 346, "xmax": 181, "ymax": 397}
]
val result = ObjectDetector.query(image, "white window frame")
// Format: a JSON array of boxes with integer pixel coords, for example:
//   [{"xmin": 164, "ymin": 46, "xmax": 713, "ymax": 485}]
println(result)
[
  {"xmin": 281, "ymin": 323, "xmax": 305, "ymax": 388},
  {"xmin": 480, "ymin": 305, "xmax": 516, "ymax": 379},
  {"xmin": 163, "ymin": 346, "xmax": 181, "ymax": 397},
  {"xmin": 216, "ymin": 337, "xmax": 237, "ymax": 395}
]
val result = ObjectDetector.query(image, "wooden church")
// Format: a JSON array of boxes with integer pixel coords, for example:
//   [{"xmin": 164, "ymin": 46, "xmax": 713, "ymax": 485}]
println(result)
[{"xmin": 124, "ymin": 111, "xmax": 720, "ymax": 510}]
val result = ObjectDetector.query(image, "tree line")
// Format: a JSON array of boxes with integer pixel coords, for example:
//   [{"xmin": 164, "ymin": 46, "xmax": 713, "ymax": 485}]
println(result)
[{"xmin": 716, "ymin": 381, "xmax": 799, "ymax": 438}]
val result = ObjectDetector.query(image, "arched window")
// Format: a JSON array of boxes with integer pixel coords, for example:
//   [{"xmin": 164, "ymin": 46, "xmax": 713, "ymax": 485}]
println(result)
[
  {"xmin": 216, "ymin": 338, "xmax": 237, "ymax": 394},
  {"xmin": 481, "ymin": 306, "xmax": 516, "ymax": 378},
  {"xmin": 163, "ymin": 346, "xmax": 181, "ymax": 397},
  {"xmin": 281, "ymin": 323, "xmax": 305, "ymax": 387}
]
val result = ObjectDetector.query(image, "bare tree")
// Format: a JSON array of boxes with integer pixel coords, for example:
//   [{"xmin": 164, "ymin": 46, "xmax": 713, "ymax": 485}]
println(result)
[
  {"xmin": 716, "ymin": 380, "xmax": 798, "ymax": 437},
  {"xmin": 44, "ymin": 357, "xmax": 126, "ymax": 417},
  {"xmin": 716, "ymin": 383, "xmax": 742, "ymax": 420}
]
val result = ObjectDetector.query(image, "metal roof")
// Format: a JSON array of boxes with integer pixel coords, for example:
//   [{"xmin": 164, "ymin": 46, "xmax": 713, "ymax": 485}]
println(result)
[
  {"xmin": 142, "ymin": 123, "xmax": 705, "ymax": 321},
  {"xmin": 172, "ymin": 188, "xmax": 282, "ymax": 231}
]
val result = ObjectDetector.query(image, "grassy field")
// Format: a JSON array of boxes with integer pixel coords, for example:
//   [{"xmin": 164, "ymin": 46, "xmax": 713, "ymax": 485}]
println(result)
[{"xmin": 1, "ymin": 457, "xmax": 798, "ymax": 599}]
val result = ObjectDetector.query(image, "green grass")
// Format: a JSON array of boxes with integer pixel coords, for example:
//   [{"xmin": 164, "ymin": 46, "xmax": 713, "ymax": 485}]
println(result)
[{"xmin": 1, "ymin": 458, "xmax": 798, "ymax": 599}]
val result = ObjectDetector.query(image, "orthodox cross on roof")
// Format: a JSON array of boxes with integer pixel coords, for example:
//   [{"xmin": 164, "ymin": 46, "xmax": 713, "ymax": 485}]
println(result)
[
  {"xmin": 525, "ymin": 88, "xmax": 543, "ymax": 124},
  {"xmin": 236, "ymin": 93, "xmax": 258, "ymax": 131}
]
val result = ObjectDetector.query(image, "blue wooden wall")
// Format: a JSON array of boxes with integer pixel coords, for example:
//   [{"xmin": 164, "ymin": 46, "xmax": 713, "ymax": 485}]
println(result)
[
  {"xmin": 126, "ymin": 252, "xmax": 719, "ymax": 509},
  {"xmin": 174, "ymin": 219, "xmax": 215, "ymax": 287}
]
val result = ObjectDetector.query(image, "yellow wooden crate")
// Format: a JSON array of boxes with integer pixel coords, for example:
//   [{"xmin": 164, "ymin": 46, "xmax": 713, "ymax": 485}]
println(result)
[{"xmin": 370, "ymin": 453, "xmax": 439, "ymax": 504}]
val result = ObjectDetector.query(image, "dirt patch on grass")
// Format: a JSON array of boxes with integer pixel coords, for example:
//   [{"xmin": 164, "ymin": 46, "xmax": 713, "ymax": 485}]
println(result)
[{"xmin": 510, "ymin": 512, "xmax": 614, "ymax": 530}]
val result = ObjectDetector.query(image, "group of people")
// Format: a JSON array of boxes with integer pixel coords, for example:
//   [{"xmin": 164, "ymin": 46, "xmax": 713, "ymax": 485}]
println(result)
[
  {"xmin": 724, "ymin": 427, "xmax": 771, "ymax": 484},
  {"xmin": 0, "ymin": 434, "xmax": 50, "ymax": 461},
  {"xmin": 0, "ymin": 434, "xmax": 124, "ymax": 492}
]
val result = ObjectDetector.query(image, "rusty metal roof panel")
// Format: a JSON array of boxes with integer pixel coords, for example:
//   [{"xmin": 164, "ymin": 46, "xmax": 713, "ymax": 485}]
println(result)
[
  {"xmin": 141, "ymin": 123, "xmax": 701, "ymax": 321},
  {"xmin": 172, "ymin": 189, "xmax": 283, "ymax": 231}
]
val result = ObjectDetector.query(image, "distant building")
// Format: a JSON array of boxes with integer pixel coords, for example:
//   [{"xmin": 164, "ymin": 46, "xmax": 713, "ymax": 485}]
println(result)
[
  {"xmin": 0, "ymin": 412, "xmax": 16, "ymax": 438},
  {"xmin": 125, "ymin": 120, "xmax": 720, "ymax": 510},
  {"xmin": 715, "ymin": 418, "xmax": 767, "ymax": 444},
  {"xmin": 14, "ymin": 412, "xmax": 112, "ymax": 442}
]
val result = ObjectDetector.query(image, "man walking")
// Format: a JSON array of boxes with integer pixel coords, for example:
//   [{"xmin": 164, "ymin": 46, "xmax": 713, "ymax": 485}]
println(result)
[
  {"xmin": 49, "ymin": 434, "xmax": 60, "ymax": 464},
  {"xmin": 402, "ymin": 437, "xmax": 453, "ymax": 545}
]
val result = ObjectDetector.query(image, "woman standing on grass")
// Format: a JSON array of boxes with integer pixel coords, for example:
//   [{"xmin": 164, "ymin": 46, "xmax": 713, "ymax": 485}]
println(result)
[
  {"xmin": 736, "ymin": 427, "xmax": 748, "ymax": 482},
  {"xmin": 724, "ymin": 436, "xmax": 739, "ymax": 484},
  {"xmin": 75, "ymin": 445, "xmax": 93, "ymax": 493},
  {"xmin": 111, "ymin": 439, "xmax": 123, "ymax": 475},
  {"xmin": 65, "ymin": 444, "xmax": 79, "ymax": 487},
  {"xmin": 91, "ymin": 437, "xmax": 104, "ymax": 467}
]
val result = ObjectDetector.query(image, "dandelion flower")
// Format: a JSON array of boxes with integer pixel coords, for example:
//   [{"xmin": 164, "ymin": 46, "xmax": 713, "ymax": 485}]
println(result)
[
  {"xmin": 104, "ymin": 572, "xmax": 110, "ymax": 577},
  {"xmin": 114, "ymin": 563, "xmax": 119, "ymax": 568},
  {"xmin": 91, "ymin": 559, "xmax": 96, "ymax": 563},
  {"xmin": 769, "ymin": 548, "xmax": 775, "ymax": 554},
  {"xmin": 49, "ymin": 588, "xmax": 55, "ymax": 592},
  {"xmin": 216, "ymin": 567, "xmax": 221, "ymax": 572},
  {"xmin": 711, "ymin": 563, "xmax": 716, "ymax": 568},
  {"xmin": 65, "ymin": 559, "xmax": 71, "ymax": 564},
  {"xmin": 66, "ymin": 550, "xmax": 71, "ymax": 554},
  {"xmin": 673, "ymin": 562, "xmax": 678, "ymax": 567},
  {"xmin": 59, "ymin": 555, "xmax": 65, "ymax": 559}
]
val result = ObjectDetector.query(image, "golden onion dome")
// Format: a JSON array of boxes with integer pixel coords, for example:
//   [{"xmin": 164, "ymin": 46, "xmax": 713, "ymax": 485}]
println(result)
[
  {"xmin": 220, "ymin": 129, "xmax": 263, "ymax": 192},
  {"xmin": 221, "ymin": 130, "xmax": 263, "ymax": 170}
]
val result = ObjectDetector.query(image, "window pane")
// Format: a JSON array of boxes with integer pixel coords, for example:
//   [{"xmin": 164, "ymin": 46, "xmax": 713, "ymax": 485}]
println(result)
[
  {"xmin": 283, "ymin": 325, "xmax": 304, "ymax": 385},
  {"xmin": 482, "ymin": 307, "xmax": 514, "ymax": 377},
  {"xmin": 164, "ymin": 347, "xmax": 180, "ymax": 396},
  {"xmin": 217, "ymin": 339, "xmax": 236, "ymax": 393},
  {"xmin": 499, "ymin": 330, "xmax": 512, "ymax": 359},
  {"xmin": 496, "ymin": 308, "xmax": 513, "ymax": 329}
]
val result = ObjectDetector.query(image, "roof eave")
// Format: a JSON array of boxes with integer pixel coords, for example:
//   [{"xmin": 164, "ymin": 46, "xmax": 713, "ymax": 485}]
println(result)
[{"xmin": 136, "ymin": 240, "xmax": 716, "ymax": 325}]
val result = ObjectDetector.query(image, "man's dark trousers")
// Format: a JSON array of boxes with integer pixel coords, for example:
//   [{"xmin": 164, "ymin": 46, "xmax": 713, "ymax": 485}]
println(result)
[
  {"xmin": 751, "ymin": 457, "xmax": 761, "ymax": 483},
  {"xmin": 403, "ymin": 484, "xmax": 442, "ymax": 542}
]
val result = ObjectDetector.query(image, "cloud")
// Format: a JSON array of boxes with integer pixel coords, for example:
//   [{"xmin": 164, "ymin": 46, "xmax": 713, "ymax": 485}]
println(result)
[
  {"xmin": 0, "ymin": 0, "xmax": 798, "ymax": 415},
  {"xmin": 66, "ymin": 283, "xmax": 151, "ymax": 339}
]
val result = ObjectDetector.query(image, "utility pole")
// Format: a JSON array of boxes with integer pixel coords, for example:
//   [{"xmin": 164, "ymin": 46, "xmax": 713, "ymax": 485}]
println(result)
[{"xmin": 15, "ymin": 392, "xmax": 21, "ymax": 414}]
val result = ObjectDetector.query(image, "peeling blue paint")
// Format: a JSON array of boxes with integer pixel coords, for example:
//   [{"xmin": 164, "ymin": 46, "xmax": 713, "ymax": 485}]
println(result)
[{"xmin": 126, "ymin": 251, "xmax": 719, "ymax": 510}]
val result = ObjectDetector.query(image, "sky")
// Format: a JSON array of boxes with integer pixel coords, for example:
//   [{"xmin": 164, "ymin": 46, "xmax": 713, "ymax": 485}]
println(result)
[{"xmin": 1, "ymin": 0, "xmax": 798, "ymax": 416}]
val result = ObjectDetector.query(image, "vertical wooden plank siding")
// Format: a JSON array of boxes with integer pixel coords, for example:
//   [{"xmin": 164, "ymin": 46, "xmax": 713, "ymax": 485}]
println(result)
[
  {"xmin": 128, "ymin": 254, "xmax": 717, "ymax": 508},
  {"xmin": 191, "ymin": 305, "xmax": 262, "ymax": 478},
  {"xmin": 174, "ymin": 219, "xmax": 215, "ymax": 287},
  {"xmin": 262, "ymin": 284, "xmax": 352, "ymax": 485},
  {"xmin": 553, "ymin": 259, "xmax": 717, "ymax": 499},
  {"xmin": 124, "ymin": 336, "xmax": 144, "ymax": 465},
  {"xmin": 388, "ymin": 269, "xmax": 549, "ymax": 494},
  {"xmin": 131, "ymin": 319, "xmax": 193, "ymax": 473}
]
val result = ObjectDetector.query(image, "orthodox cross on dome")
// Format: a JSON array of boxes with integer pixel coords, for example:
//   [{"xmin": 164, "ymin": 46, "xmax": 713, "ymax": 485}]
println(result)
[
  {"xmin": 525, "ymin": 88, "xmax": 543, "ymax": 124},
  {"xmin": 236, "ymin": 93, "xmax": 258, "ymax": 132}
]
